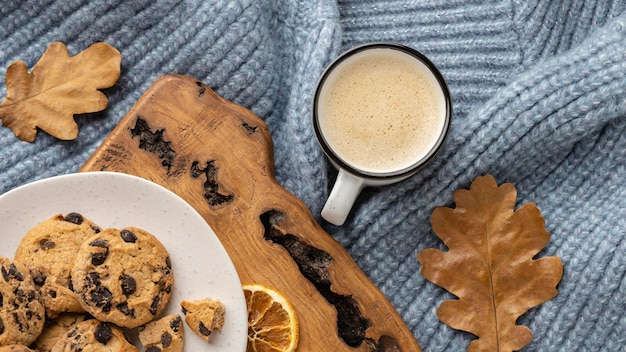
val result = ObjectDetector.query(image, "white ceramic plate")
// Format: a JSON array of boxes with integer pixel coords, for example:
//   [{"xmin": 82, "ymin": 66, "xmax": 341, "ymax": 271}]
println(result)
[{"xmin": 0, "ymin": 172, "xmax": 247, "ymax": 351}]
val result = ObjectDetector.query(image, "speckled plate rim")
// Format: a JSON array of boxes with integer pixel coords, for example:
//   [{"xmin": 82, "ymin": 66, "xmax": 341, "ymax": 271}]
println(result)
[{"xmin": 0, "ymin": 171, "xmax": 247, "ymax": 351}]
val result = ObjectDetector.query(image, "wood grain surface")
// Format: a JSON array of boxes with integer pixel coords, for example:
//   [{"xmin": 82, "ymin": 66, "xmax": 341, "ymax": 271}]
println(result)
[{"xmin": 80, "ymin": 74, "xmax": 422, "ymax": 352}]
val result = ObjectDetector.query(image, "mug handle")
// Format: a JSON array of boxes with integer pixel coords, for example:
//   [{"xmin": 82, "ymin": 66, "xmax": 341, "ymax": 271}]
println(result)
[{"xmin": 321, "ymin": 169, "xmax": 365, "ymax": 226}]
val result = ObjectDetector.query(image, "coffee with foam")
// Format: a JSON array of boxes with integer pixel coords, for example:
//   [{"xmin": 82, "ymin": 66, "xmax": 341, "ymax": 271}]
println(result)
[{"xmin": 316, "ymin": 47, "xmax": 447, "ymax": 175}]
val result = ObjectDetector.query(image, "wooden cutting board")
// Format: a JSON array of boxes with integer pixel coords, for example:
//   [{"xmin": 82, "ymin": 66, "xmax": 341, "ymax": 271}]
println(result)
[{"xmin": 80, "ymin": 74, "xmax": 422, "ymax": 352}]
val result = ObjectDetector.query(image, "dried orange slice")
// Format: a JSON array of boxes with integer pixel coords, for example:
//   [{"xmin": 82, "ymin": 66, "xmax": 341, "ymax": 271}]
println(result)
[{"xmin": 243, "ymin": 283, "xmax": 299, "ymax": 352}]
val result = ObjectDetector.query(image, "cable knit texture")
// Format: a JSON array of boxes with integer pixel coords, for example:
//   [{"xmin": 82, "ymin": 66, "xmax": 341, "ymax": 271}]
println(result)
[{"xmin": 1, "ymin": 1, "xmax": 624, "ymax": 350}]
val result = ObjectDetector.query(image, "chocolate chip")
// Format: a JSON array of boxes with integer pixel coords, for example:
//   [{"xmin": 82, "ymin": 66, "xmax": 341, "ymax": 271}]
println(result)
[
  {"xmin": 1, "ymin": 267, "xmax": 8, "ymax": 282},
  {"xmin": 116, "ymin": 302, "xmax": 136, "ymax": 318},
  {"xmin": 94, "ymin": 322, "xmax": 112, "ymax": 343},
  {"xmin": 11, "ymin": 265, "xmax": 23, "ymax": 282},
  {"xmin": 91, "ymin": 251, "xmax": 108, "ymax": 266},
  {"xmin": 120, "ymin": 275, "xmax": 136, "ymax": 296},
  {"xmin": 120, "ymin": 229, "xmax": 137, "ymax": 243},
  {"xmin": 145, "ymin": 347, "xmax": 162, "ymax": 352},
  {"xmin": 198, "ymin": 321, "xmax": 212, "ymax": 336},
  {"xmin": 0, "ymin": 317, "xmax": 3, "ymax": 335},
  {"xmin": 3, "ymin": 263, "xmax": 24, "ymax": 282},
  {"xmin": 87, "ymin": 272, "xmax": 100, "ymax": 285},
  {"xmin": 89, "ymin": 239, "xmax": 109, "ymax": 265},
  {"xmin": 91, "ymin": 225, "xmax": 102, "ymax": 234},
  {"xmin": 0, "ymin": 292, "xmax": 3, "ymax": 307},
  {"xmin": 63, "ymin": 212, "xmax": 84, "ymax": 225},
  {"xmin": 89, "ymin": 239, "xmax": 108, "ymax": 248},
  {"xmin": 26, "ymin": 290, "xmax": 36, "ymax": 302},
  {"xmin": 170, "ymin": 316, "xmax": 181, "ymax": 332},
  {"xmin": 161, "ymin": 332, "xmax": 172, "ymax": 347},
  {"xmin": 165, "ymin": 257, "xmax": 171, "ymax": 269},
  {"xmin": 39, "ymin": 239, "xmax": 56, "ymax": 250},
  {"xmin": 13, "ymin": 312, "xmax": 23, "ymax": 331},
  {"xmin": 10, "ymin": 264, "xmax": 23, "ymax": 281},
  {"xmin": 15, "ymin": 289, "xmax": 26, "ymax": 302},
  {"xmin": 90, "ymin": 284, "xmax": 113, "ymax": 312},
  {"xmin": 48, "ymin": 290, "xmax": 57, "ymax": 298},
  {"xmin": 150, "ymin": 296, "xmax": 160, "ymax": 315},
  {"xmin": 33, "ymin": 272, "xmax": 46, "ymax": 286}
]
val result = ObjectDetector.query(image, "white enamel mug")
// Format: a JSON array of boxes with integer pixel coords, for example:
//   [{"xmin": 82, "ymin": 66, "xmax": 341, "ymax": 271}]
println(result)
[{"xmin": 312, "ymin": 43, "xmax": 452, "ymax": 225}]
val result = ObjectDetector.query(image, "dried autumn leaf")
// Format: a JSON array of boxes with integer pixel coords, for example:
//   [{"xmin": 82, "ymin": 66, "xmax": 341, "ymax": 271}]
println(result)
[
  {"xmin": 0, "ymin": 41, "xmax": 121, "ymax": 142},
  {"xmin": 417, "ymin": 174, "xmax": 563, "ymax": 352}
]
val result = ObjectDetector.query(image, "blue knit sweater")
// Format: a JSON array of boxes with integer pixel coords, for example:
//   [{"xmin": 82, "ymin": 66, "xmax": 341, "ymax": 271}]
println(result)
[{"xmin": 1, "ymin": 1, "xmax": 624, "ymax": 350}]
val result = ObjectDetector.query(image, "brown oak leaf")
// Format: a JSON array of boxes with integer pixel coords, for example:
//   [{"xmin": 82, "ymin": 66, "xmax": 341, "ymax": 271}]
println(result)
[
  {"xmin": 417, "ymin": 174, "xmax": 563, "ymax": 352},
  {"xmin": 0, "ymin": 42, "xmax": 121, "ymax": 142}
]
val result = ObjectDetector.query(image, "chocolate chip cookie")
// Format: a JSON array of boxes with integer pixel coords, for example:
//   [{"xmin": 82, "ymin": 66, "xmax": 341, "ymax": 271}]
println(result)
[
  {"xmin": 138, "ymin": 314, "xmax": 184, "ymax": 352},
  {"xmin": 71, "ymin": 227, "xmax": 174, "ymax": 328},
  {"xmin": 50, "ymin": 319, "xmax": 138, "ymax": 352},
  {"xmin": 0, "ymin": 256, "xmax": 46, "ymax": 346},
  {"xmin": 14, "ymin": 213, "xmax": 102, "ymax": 317}
]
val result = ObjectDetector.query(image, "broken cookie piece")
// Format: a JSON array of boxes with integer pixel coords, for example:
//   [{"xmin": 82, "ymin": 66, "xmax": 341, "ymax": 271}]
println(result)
[
  {"xmin": 138, "ymin": 314, "xmax": 184, "ymax": 352},
  {"xmin": 180, "ymin": 298, "xmax": 225, "ymax": 342}
]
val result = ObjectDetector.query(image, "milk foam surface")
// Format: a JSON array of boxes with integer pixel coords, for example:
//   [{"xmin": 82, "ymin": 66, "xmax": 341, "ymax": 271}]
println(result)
[{"xmin": 317, "ymin": 48, "xmax": 446, "ymax": 174}]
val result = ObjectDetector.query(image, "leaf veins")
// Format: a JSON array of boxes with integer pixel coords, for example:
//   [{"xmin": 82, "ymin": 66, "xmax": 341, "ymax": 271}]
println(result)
[
  {"xmin": 417, "ymin": 174, "xmax": 563, "ymax": 352},
  {"xmin": 0, "ymin": 41, "xmax": 121, "ymax": 142}
]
